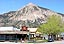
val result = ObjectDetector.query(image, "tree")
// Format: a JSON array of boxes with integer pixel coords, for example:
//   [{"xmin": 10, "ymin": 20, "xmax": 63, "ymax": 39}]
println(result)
[{"xmin": 37, "ymin": 15, "xmax": 64, "ymax": 40}]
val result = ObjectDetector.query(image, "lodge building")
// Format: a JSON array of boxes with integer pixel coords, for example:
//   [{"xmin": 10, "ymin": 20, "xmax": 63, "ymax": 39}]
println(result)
[{"xmin": 0, "ymin": 26, "xmax": 38, "ymax": 42}]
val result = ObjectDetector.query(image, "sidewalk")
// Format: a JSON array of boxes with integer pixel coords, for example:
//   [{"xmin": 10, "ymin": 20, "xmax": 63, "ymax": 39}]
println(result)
[{"xmin": 0, "ymin": 40, "xmax": 64, "ymax": 44}]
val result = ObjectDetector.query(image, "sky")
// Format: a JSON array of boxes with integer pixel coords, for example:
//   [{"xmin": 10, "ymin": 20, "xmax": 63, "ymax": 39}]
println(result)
[{"xmin": 0, "ymin": 0, "xmax": 64, "ymax": 14}]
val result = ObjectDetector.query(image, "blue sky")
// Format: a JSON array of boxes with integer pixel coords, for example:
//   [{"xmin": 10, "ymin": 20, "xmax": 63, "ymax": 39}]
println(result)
[{"xmin": 0, "ymin": 0, "xmax": 64, "ymax": 14}]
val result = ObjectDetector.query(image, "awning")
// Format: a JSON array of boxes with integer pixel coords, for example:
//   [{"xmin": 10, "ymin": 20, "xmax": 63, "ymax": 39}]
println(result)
[
  {"xmin": 0, "ymin": 31, "xmax": 29, "ymax": 34},
  {"xmin": 36, "ymin": 31, "xmax": 42, "ymax": 34}
]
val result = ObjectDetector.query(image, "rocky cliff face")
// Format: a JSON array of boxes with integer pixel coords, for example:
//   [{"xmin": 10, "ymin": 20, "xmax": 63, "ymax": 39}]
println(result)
[{"xmin": 0, "ymin": 3, "xmax": 64, "ymax": 28}]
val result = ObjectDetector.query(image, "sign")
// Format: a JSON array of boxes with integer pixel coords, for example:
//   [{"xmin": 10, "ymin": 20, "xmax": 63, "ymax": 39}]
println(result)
[{"xmin": 22, "ymin": 26, "xmax": 28, "ymax": 31}]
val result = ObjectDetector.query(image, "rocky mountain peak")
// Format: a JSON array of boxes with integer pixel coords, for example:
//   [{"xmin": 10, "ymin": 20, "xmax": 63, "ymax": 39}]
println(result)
[
  {"xmin": 0, "ymin": 3, "xmax": 64, "ymax": 28},
  {"xmin": 18, "ymin": 3, "xmax": 37, "ymax": 11},
  {"xmin": 12, "ymin": 3, "xmax": 63, "ymax": 23},
  {"xmin": 15, "ymin": 3, "xmax": 45, "ymax": 21},
  {"xmin": 19, "ymin": 3, "xmax": 39, "ymax": 12},
  {"xmin": 27, "ymin": 3, "xmax": 36, "ymax": 6}
]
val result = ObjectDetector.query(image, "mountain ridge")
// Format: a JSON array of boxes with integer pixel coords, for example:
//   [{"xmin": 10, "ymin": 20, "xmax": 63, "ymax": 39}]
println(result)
[{"xmin": 0, "ymin": 3, "xmax": 64, "ymax": 28}]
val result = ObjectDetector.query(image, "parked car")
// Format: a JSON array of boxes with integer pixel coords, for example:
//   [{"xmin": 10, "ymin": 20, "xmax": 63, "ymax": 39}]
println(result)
[
  {"xmin": 48, "ymin": 38, "xmax": 54, "ymax": 42},
  {"xmin": 48, "ymin": 35, "xmax": 54, "ymax": 42}
]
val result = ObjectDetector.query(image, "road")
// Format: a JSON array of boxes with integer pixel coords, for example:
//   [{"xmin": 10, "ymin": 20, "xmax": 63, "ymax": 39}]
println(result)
[
  {"xmin": 0, "ymin": 40, "xmax": 64, "ymax": 44},
  {"xmin": 42, "ymin": 40, "xmax": 64, "ymax": 44}
]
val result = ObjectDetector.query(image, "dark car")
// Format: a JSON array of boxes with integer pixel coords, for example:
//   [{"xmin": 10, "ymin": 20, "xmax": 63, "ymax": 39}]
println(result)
[
  {"xmin": 48, "ymin": 35, "xmax": 54, "ymax": 42},
  {"xmin": 48, "ymin": 38, "xmax": 54, "ymax": 42}
]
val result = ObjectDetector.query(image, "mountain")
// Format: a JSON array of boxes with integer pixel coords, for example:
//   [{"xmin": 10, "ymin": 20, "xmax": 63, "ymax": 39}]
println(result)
[{"xmin": 0, "ymin": 3, "xmax": 64, "ymax": 28}]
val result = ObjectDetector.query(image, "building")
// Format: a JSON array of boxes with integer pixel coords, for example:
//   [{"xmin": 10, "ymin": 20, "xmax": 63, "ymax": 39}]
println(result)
[
  {"xmin": 28, "ymin": 28, "xmax": 37, "ymax": 39},
  {"xmin": 0, "ymin": 26, "xmax": 29, "ymax": 42},
  {"xmin": 28, "ymin": 28, "xmax": 43, "ymax": 40},
  {"xmin": 0, "ymin": 26, "xmax": 43, "ymax": 42}
]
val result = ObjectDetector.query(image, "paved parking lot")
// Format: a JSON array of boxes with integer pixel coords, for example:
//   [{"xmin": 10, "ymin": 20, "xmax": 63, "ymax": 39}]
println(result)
[{"xmin": 0, "ymin": 40, "xmax": 64, "ymax": 44}]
